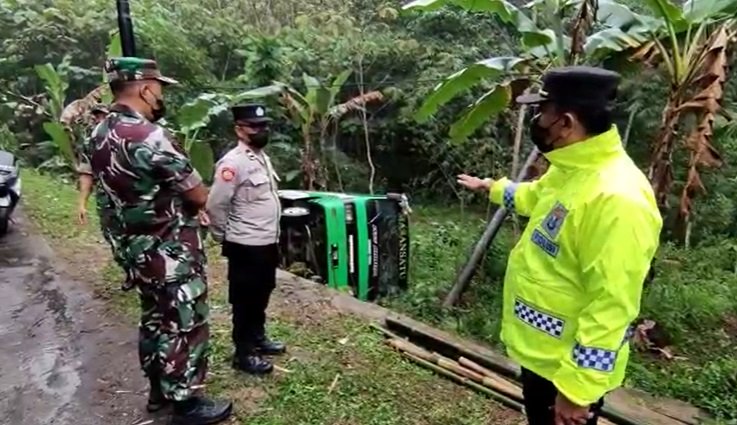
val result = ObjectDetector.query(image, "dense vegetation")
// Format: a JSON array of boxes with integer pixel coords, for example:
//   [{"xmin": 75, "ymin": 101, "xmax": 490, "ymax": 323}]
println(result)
[{"xmin": 2, "ymin": 0, "xmax": 737, "ymax": 420}]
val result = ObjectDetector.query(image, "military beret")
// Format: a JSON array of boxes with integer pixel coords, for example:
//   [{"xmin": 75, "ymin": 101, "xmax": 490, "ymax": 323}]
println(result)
[
  {"xmin": 516, "ymin": 66, "xmax": 620, "ymax": 106},
  {"xmin": 104, "ymin": 57, "xmax": 178, "ymax": 85},
  {"xmin": 232, "ymin": 104, "xmax": 271, "ymax": 124}
]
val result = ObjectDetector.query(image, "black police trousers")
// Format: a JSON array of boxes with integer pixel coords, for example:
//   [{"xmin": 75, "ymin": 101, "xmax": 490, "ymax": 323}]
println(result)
[
  {"xmin": 521, "ymin": 368, "xmax": 604, "ymax": 425},
  {"xmin": 223, "ymin": 241, "xmax": 279, "ymax": 353}
]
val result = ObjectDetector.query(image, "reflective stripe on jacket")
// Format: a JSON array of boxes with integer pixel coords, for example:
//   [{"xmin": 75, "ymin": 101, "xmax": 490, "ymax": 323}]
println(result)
[{"xmin": 489, "ymin": 126, "xmax": 662, "ymax": 406}]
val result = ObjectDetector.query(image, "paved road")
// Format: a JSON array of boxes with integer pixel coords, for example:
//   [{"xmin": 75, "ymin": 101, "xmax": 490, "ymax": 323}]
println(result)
[{"xmin": 0, "ymin": 213, "xmax": 157, "ymax": 425}]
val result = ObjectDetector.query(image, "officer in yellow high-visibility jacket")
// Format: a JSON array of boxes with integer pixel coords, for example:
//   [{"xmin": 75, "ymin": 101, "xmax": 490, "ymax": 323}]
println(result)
[{"xmin": 458, "ymin": 66, "xmax": 662, "ymax": 425}]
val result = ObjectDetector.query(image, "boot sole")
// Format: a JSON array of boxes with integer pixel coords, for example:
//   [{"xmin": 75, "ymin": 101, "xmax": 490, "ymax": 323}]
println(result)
[
  {"xmin": 257, "ymin": 350, "xmax": 286, "ymax": 356},
  {"xmin": 146, "ymin": 401, "xmax": 172, "ymax": 413},
  {"xmin": 231, "ymin": 364, "xmax": 274, "ymax": 375},
  {"xmin": 169, "ymin": 403, "xmax": 233, "ymax": 425}
]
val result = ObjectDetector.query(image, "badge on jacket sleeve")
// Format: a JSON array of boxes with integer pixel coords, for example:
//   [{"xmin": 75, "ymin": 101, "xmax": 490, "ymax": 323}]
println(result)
[
  {"xmin": 220, "ymin": 166, "xmax": 236, "ymax": 182},
  {"xmin": 542, "ymin": 202, "xmax": 568, "ymax": 239}
]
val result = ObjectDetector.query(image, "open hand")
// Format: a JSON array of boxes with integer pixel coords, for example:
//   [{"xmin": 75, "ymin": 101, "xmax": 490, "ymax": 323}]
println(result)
[
  {"xmin": 77, "ymin": 205, "xmax": 88, "ymax": 225},
  {"xmin": 554, "ymin": 393, "xmax": 593, "ymax": 425},
  {"xmin": 457, "ymin": 174, "xmax": 493, "ymax": 193}
]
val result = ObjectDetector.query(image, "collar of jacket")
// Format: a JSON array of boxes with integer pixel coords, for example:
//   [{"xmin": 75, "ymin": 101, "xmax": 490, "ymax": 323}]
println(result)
[
  {"xmin": 543, "ymin": 125, "xmax": 623, "ymax": 171},
  {"xmin": 110, "ymin": 103, "xmax": 147, "ymax": 121},
  {"xmin": 238, "ymin": 142, "xmax": 266, "ymax": 163}
]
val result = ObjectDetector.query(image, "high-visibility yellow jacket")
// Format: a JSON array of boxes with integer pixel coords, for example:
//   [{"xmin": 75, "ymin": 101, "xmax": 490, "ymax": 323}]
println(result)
[{"xmin": 489, "ymin": 126, "xmax": 662, "ymax": 406}]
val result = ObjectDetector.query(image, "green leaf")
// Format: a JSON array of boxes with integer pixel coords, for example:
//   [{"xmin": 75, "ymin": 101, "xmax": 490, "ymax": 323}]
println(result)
[
  {"xmin": 189, "ymin": 141, "xmax": 215, "ymax": 181},
  {"xmin": 302, "ymin": 73, "xmax": 321, "ymax": 112},
  {"xmin": 285, "ymin": 87, "xmax": 312, "ymax": 124},
  {"xmin": 34, "ymin": 63, "xmax": 61, "ymax": 94},
  {"xmin": 521, "ymin": 29, "xmax": 558, "ymax": 51},
  {"xmin": 683, "ymin": 0, "xmax": 737, "ymax": 22},
  {"xmin": 402, "ymin": 0, "xmax": 546, "ymax": 45},
  {"xmin": 415, "ymin": 56, "xmax": 527, "ymax": 122},
  {"xmin": 107, "ymin": 31, "xmax": 122, "ymax": 59},
  {"xmin": 177, "ymin": 94, "xmax": 225, "ymax": 132},
  {"xmin": 231, "ymin": 84, "xmax": 286, "ymax": 103},
  {"xmin": 596, "ymin": 0, "xmax": 660, "ymax": 28},
  {"xmin": 315, "ymin": 88, "xmax": 332, "ymax": 116},
  {"xmin": 584, "ymin": 27, "xmax": 653, "ymax": 58},
  {"xmin": 42, "ymin": 121, "xmax": 74, "ymax": 166},
  {"xmin": 642, "ymin": 0, "xmax": 685, "ymax": 25},
  {"xmin": 329, "ymin": 70, "xmax": 352, "ymax": 107},
  {"xmin": 449, "ymin": 83, "xmax": 511, "ymax": 142}
]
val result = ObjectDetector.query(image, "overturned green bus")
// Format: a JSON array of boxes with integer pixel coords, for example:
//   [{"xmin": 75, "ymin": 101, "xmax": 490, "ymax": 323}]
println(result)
[{"xmin": 278, "ymin": 190, "xmax": 410, "ymax": 301}]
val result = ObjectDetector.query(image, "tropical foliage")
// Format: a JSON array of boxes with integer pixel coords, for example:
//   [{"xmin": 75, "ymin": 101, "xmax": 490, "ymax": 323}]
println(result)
[{"xmin": 2, "ymin": 0, "xmax": 737, "ymax": 419}]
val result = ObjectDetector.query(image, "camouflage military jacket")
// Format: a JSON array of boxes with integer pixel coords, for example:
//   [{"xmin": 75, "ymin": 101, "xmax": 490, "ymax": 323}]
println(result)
[
  {"xmin": 89, "ymin": 104, "xmax": 205, "ymax": 288},
  {"xmin": 77, "ymin": 124, "xmax": 117, "ymax": 226}
]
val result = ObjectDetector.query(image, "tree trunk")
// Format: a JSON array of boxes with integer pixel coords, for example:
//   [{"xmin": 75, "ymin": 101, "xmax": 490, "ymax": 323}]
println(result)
[
  {"xmin": 301, "ymin": 125, "xmax": 316, "ymax": 190},
  {"xmin": 647, "ymin": 93, "xmax": 683, "ymax": 209}
]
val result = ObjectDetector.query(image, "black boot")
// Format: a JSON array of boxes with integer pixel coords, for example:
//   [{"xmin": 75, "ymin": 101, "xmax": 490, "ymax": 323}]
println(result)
[
  {"xmin": 255, "ymin": 336, "xmax": 286, "ymax": 355},
  {"xmin": 232, "ymin": 351, "xmax": 274, "ymax": 375},
  {"xmin": 146, "ymin": 374, "xmax": 171, "ymax": 413},
  {"xmin": 170, "ymin": 396, "xmax": 233, "ymax": 425}
]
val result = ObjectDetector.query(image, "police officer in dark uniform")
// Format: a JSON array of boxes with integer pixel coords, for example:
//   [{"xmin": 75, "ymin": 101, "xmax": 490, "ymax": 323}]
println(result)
[{"xmin": 206, "ymin": 104, "xmax": 286, "ymax": 375}]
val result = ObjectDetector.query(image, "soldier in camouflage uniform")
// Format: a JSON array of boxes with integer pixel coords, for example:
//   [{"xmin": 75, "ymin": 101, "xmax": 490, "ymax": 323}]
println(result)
[
  {"xmin": 76, "ymin": 104, "xmax": 130, "ymax": 287},
  {"xmin": 89, "ymin": 57, "xmax": 232, "ymax": 425},
  {"xmin": 76, "ymin": 105, "xmax": 114, "ymax": 241}
]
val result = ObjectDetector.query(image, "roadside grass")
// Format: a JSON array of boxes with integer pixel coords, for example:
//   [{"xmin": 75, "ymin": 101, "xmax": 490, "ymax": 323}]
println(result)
[{"xmin": 21, "ymin": 168, "xmax": 519, "ymax": 425}]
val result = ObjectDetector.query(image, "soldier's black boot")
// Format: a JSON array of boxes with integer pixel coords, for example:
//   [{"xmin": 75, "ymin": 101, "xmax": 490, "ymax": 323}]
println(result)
[
  {"xmin": 170, "ymin": 396, "xmax": 233, "ymax": 425},
  {"xmin": 232, "ymin": 350, "xmax": 274, "ymax": 375},
  {"xmin": 146, "ymin": 374, "xmax": 171, "ymax": 413},
  {"xmin": 255, "ymin": 336, "xmax": 286, "ymax": 355}
]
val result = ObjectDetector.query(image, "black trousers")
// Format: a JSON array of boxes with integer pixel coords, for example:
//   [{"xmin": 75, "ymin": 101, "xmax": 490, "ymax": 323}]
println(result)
[
  {"xmin": 222, "ymin": 241, "xmax": 279, "ymax": 353},
  {"xmin": 521, "ymin": 368, "xmax": 604, "ymax": 425}
]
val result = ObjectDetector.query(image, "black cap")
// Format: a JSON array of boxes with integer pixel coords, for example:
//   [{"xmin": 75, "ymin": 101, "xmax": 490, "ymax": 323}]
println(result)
[
  {"xmin": 516, "ymin": 66, "xmax": 620, "ymax": 106},
  {"xmin": 231, "ymin": 104, "xmax": 272, "ymax": 124}
]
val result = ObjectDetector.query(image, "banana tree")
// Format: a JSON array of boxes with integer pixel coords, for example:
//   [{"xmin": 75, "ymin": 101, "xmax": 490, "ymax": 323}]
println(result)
[
  {"xmin": 402, "ymin": 0, "xmax": 639, "ymax": 142},
  {"xmin": 175, "ymin": 85, "xmax": 285, "ymax": 180},
  {"xmin": 275, "ymin": 72, "xmax": 384, "ymax": 190},
  {"xmin": 35, "ymin": 56, "xmax": 76, "ymax": 169},
  {"xmin": 586, "ymin": 0, "xmax": 737, "ymax": 243}
]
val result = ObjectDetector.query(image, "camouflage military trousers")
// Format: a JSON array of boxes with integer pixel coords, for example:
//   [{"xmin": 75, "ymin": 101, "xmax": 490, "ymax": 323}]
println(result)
[
  {"xmin": 136, "ymin": 276, "xmax": 210, "ymax": 401},
  {"xmin": 129, "ymin": 230, "xmax": 211, "ymax": 402}
]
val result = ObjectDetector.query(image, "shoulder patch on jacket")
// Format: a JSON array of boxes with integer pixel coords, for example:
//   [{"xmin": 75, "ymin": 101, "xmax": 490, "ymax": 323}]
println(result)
[
  {"xmin": 531, "ymin": 229, "xmax": 559, "ymax": 257},
  {"xmin": 220, "ymin": 166, "xmax": 236, "ymax": 182},
  {"xmin": 542, "ymin": 201, "xmax": 568, "ymax": 239}
]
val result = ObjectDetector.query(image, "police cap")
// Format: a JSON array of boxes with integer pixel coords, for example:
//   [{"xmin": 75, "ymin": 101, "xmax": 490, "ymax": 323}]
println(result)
[
  {"xmin": 232, "ymin": 104, "xmax": 272, "ymax": 124},
  {"xmin": 516, "ymin": 66, "xmax": 620, "ymax": 107}
]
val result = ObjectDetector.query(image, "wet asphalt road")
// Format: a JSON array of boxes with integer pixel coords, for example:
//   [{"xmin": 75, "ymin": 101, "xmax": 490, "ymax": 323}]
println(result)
[{"xmin": 0, "ymin": 213, "xmax": 150, "ymax": 425}]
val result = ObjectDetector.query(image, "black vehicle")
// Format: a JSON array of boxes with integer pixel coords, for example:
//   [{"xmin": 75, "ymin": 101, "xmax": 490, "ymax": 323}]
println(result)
[{"xmin": 0, "ymin": 151, "xmax": 21, "ymax": 236}]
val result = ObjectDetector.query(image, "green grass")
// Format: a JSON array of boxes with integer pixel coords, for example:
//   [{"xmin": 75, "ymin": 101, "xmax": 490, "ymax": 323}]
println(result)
[{"xmin": 21, "ymin": 169, "xmax": 518, "ymax": 425}]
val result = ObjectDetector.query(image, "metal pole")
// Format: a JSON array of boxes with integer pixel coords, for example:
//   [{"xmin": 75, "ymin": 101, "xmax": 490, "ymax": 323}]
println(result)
[
  {"xmin": 116, "ymin": 0, "xmax": 136, "ymax": 56},
  {"xmin": 442, "ymin": 148, "xmax": 541, "ymax": 308}
]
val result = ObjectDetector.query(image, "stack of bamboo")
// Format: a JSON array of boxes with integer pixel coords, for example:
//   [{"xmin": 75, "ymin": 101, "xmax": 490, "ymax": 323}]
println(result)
[{"xmin": 374, "ymin": 324, "xmax": 616, "ymax": 425}]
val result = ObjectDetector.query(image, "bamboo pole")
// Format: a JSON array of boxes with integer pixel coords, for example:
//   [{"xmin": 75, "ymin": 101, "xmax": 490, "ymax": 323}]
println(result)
[
  {"xmin": 442, "ymin": 148, "xmax": 540, "ymax": 308},
  {"xmin": 401, "ymin": 352, "xmax": 525, "ymax": 412},
  {"xmin": 459, "ymin": 357, "xmax": 523, "ymax": 399}
]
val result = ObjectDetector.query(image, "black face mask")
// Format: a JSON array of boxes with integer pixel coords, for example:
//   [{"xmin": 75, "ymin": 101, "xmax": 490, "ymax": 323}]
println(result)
[
  {"xmin": 530, "ymin": 114, "xmax": 563, "ymax": 153},
  {"xmin": 249, "ymin": 131, "xmax": 270, "ymax": 149},
  {"xmin": 142, "ymin": 89, "xmax": 166, "ymax": 122}
]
